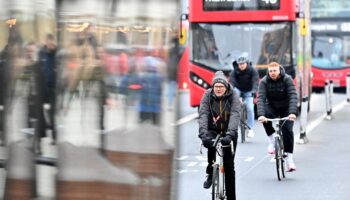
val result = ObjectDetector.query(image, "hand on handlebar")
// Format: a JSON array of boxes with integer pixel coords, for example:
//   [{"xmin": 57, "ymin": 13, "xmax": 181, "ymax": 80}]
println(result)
[
  {"xmin": 221, "ymin": 135, "xmax": 232, "ymax": 145},
  {"xmin": 258, "ymin": 116, "xmax": 267, "ymax": 123},
  {"xmin": 288, "ymin": 114, "xmax": 296, "ymax": 121},
  {"xmin": 201, "ymin": 135, "xmax": 214, "ymax": 148}
]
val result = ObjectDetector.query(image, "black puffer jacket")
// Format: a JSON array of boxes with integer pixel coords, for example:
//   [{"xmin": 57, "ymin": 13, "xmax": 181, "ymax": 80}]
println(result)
[
  {"xmin": 198, "ymin": 84, "xmax": 241, "ymax": 138},
  {"xmin": 257, "ymin": 66, "xmax": 298, "ymax": 116},
  {"xmin": 229, "ymin": 61, "xmax": 259, "ymax": 93}
]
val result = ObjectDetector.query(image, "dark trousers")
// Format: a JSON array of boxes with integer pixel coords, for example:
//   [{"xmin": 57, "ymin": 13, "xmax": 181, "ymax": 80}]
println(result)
[
  {"xmin": 262, "ymin": 104, "xmax": 294, "ymax": 153},
  {"xmin": 206, "ymin": 136, "xmax": 237, "ymax": 200}
]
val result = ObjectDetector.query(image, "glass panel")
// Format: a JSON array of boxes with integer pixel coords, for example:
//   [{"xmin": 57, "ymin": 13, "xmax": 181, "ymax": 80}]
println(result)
[
  {"xmin": 311, "ymin": 0, "xmax": 350, "ymax": 18},
  {"xmin": 312, "ymin": 35, "xmax": 350, "ymax": 69}
]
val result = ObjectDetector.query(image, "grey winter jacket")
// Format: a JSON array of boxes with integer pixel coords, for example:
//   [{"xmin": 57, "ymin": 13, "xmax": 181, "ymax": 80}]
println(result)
[
  {"xmin": 198, "ymin": 84, "xmax": 241, "ymax": 139},
  {"xmin": 257, "ymin": 66, "xmax": 298, "ymax": 116}
]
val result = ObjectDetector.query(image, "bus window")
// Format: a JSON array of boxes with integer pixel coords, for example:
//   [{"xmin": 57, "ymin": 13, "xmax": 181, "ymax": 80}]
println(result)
[
  {"xmin": 312, "ymin": 36, "xmax": 350, "ymax": 69},
  {"xmin": 191, "ymin": 22, "xmax": 294, "ymax": 77}
]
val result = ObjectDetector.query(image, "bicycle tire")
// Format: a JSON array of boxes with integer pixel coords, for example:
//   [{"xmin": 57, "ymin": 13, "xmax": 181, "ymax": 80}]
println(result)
[
  {"xmin": 240, "ymin": 104, "xmax": 247, "ymax": 143},
  {"xmin": 275, "ymin": 137, "xmax": 281, "ymax": 181},
  {"xmin": 280, "ymin": 134, "xmax": 286, "ymax": 178},
  {"xmin": 212, "ymin": 166, "xmax": 219, "ymax": 200}
]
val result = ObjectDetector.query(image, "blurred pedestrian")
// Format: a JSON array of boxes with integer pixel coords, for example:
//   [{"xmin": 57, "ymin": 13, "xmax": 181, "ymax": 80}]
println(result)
[
  {"xmin": 38, "ymin": 33, "xmax": 57, "ymax": 143},
  {"xmin": 166, "ymin": 37, "xmax": 179, "ymax": 110},
  {"xmin": 138, "ymin": 56, "xmax": 165, "ymax": 125}
]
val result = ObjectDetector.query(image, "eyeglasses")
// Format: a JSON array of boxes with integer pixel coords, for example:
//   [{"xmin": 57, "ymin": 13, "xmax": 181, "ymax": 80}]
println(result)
[{"xmin": 214, "ymin": 85, "xmax": 225, "ymax": 89}]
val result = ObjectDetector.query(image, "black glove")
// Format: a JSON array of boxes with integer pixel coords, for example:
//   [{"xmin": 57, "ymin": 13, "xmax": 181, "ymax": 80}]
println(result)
[
  {"xmin": 201, "ymin": 135, "xmax": 213, "ymax": 148},
  {"xmin": 221, "ymin": 134, "xmax": 233, "ymax": 145}
]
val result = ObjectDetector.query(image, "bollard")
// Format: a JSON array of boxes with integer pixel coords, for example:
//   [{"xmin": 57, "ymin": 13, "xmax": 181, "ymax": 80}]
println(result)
[
  {"xmin": 329, "ymin": 80, "xmax": 333, "ymax": 114},
  {"xmin": 297, "ymin": 97, "xmax": 309, "ymax": 144},
  {"xmin": 347, "ymin": 74, "xmax": 350, "ymax": 103},
  {"xmin": 324, "ymin": 80, "xmax": 332, "ymax": 120}
]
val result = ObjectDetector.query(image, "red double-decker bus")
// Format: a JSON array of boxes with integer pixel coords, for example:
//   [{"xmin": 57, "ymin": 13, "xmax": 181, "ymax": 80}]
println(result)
[
  {"xmin": 178, "ymin": 18, "xmax": 190, "ymax": 90},
  {"xmin": 188, "ymin": 0, "xmax": 312, "ymax": 113},
  {"xmin": 311, "ymin": 0, "xmax": 350, "ymax": 92}
]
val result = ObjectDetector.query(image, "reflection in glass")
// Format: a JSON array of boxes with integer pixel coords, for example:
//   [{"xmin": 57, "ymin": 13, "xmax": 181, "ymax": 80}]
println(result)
[
  {"xmin": 0, "ymin": 0, "xmax": 179, "ymax": 199},
  {"xmin": 55, "ymin": 0, "xmax": 178, "ymax": 199}
]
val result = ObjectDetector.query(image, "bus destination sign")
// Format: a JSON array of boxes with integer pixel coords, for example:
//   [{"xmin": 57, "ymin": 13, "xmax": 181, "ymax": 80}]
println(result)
[{"xmin": 203, "ymin": 0, "xmax": 280, "ymax": 11}]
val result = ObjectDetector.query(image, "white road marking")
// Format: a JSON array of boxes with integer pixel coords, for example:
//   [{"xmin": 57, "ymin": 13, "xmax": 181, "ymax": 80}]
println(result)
[
  {"xmin": 187, "ymin": 162, "xmax": 197, "ymax": 167},
  {"xmin": 244, "ymin": 157, "xmax": 255, "ymax": 162},
  {"xmin": 196, "ymin": 156, "xmax": 206, "ymax": 161},
  {"xmin": 176, "ymin": 156, "xmax": 188, "ymax": 160},
  {"xmin": 304, "ymin": 101, "xmax": 347, "ymax": 135},
  {"xmin": 200, "ymin": 162, "xmax": 208, "ymax": 167},
  {"xmin": 270, "ymin": 157, "xmax": 276, "ymax": 162},
  {"xmin": 177, "ymin": 170, "xmax": 187, "ymax": 174},
  {"xmin": 176, "ymin": 169, "xmax": 199, "ymax": 174},
  {"xmin": 237, "ymin": 155, "xmax": 270, "ymax": 180},
  {"xmin": 172, "ymin": 112, "xmax": 198, "ymax": 126}
]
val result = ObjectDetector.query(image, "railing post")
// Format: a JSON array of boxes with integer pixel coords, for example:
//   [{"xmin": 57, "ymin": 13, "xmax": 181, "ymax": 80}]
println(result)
[
  {"xmin": 346, "ymin": 74, "xmax": 350, "ymax": 103},
  {"xmin": 329, "ymin": 80, "xmax": 333, "ymax": 113}
]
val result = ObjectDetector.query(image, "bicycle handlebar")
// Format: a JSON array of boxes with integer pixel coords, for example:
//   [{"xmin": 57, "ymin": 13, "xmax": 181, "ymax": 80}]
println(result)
[{"xmin": 265, "ymin": 117, "xmax": 289, "ymax": 122}]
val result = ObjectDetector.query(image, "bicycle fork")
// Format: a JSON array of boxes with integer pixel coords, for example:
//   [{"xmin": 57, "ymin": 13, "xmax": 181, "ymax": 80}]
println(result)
[{"xmin": 212, "ymin": 154, "xmax": 225, "ymax": 199}]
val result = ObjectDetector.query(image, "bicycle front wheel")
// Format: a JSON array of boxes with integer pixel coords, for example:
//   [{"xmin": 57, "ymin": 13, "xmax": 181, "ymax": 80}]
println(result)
[
  {"xmin": 240, "ymin": 104, "xmax": 247, "ymax": 143},
  {"xmin": 212, "ymin": 166, "xmax": 219, "ymax": 200},
  {"xmin": 275, "ymin": 137, "xmax": 282, "ymax": 181}
]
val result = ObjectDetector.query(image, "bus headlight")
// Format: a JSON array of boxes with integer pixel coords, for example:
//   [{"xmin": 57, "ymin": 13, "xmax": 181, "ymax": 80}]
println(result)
[{"xmin": 190, "ymin": 72, "xmax": 210, "ymax": 89}]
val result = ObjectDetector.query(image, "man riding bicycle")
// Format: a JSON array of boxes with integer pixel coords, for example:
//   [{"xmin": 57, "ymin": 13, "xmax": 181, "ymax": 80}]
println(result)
[
  {"xmin": 198, "ymin": 71, "xmax": 240, "ymax": 200},
  {"xmin": 257, "ymin": 62, "xmax": 297, "ymax": 171},
  {"xmin": 229, "ymin": 56, "xmax": 259, "ymax": 138}
]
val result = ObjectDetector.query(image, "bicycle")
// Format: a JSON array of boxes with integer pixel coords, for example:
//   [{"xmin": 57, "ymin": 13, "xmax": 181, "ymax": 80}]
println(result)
[
  {"xmin": 211, "ymin": 134, "xmax": 234, "ymax": 200},
  {"xmin": 265, "ymin": 117, "xmax": 289, "ymax": 181}
]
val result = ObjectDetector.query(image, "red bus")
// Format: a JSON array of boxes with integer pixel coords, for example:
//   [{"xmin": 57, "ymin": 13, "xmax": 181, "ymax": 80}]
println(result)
[
  {"xmin": 311, "ymin": 0, "xmax": 350, "ymax": 92},
  {"xmin": 178, "ymin": 18, "xmax": 190, "ymax": 90},
  {"xmin": 188, "ymin": 0, "xmax": 312, "ymax": 112}
]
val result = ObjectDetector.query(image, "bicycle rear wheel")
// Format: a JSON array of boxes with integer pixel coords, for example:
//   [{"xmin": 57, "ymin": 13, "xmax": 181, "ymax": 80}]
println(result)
[
  {"xmin": 212, "ymin": 166, "xmax": 219, "ymax": 200},
  {"xmin": 240, "ymin": 104, "xmax": 247, "ymax": 143}
]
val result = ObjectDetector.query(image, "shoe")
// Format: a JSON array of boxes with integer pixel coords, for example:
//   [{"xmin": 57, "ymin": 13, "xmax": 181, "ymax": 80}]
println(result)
[
  {"xmin": 286, "ymin": 154, "xmax": 296, "ymax": 172},
  {"xmin": 203, "ymin": 174, "xmax": 212, "ymax": 189},
  {"xmin": 247, "ymin": 130, "xmax": 255, "ymax": 138},
  {"xmin": 267, "ymin": 143, "xmax": 275, "ymax": 154}
]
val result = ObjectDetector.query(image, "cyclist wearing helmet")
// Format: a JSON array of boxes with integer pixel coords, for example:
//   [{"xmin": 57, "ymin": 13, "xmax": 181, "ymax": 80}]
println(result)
[
  {"xmin": 257, "ymin": 62, "xmax": 298, "ymax": 171},
  {"xmin": 229, "ymin": 56, "xmax": 259, "ymax": 138},
  {"xmin": 198, "ymin": 71, "xmax": 240, "ymax": 200}
]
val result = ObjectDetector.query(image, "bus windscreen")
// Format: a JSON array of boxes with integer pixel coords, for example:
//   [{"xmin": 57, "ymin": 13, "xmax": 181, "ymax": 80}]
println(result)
[
  {"xmin": 191, "ymin": 22, "xmax": 293, "ymax": 74},
  {"xmin": 312, "ymin": 36, "xmax": 350, "ymax": 69},
  {"xmin": 203, "ymin": 0, "xmax": 280, "ymax": 11}
]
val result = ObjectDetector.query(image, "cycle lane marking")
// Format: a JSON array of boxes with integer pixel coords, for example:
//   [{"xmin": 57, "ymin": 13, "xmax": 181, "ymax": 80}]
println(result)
[{"xmin": 305, "ymin": 100, "xmax": 347, "ymax": 134}]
